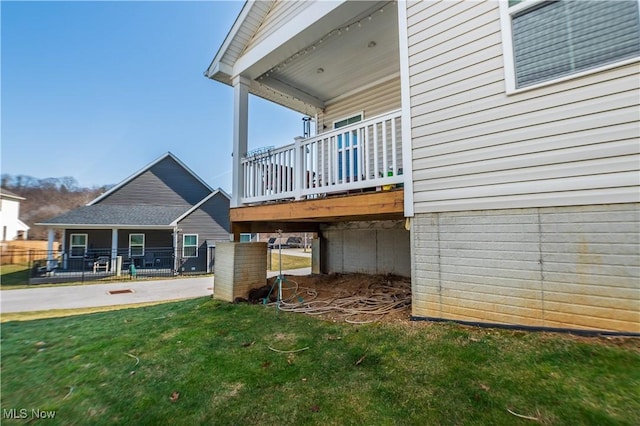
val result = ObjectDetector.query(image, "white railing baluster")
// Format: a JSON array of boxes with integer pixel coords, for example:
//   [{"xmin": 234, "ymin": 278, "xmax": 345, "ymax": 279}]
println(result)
[
  {"xmin": 333, "ymin": 135, "xmax": 337, "ymax": 186},
  {"xmin": 382, "ymin": 120, "xmax": 388, "ymax": 178},
  {"xmin": 319, "ymin": 139, "xmax": 325, "ymax": 188},
  {"xmin": 391, "ymin": 118, "xmax": 397, "ymax": 176},
  {"xmin": 364, "ymin": 126, "xmax": 369, "ymax": 182},
  {"xmin": 239, "ymin": 109, "xmax": 402, "ymax": 204},
  {"xmin": 373, "ymin": 124, "xmax": 379, "ymax": 180},
  {"xmin": 359, "ymin": 127, "xmax": 364, "ymax": 182}
]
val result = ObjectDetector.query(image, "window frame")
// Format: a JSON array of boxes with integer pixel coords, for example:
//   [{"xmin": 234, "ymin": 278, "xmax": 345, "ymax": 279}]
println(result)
[
  {"xmin": 332, "ymin": 111, "xmax": 364, "ymax": 130},
  {"xmin": 333, "ymin": 112, "xmax": 364, "ymax": 182},
  {"xmin": 183, "ymin": 234, "xmax": 198, "ymax": 258},
  {"xmin": 500, "ymin": 0, "xmax": 640, "ymax": 94},
  {"xmin": 129, "ymin": 233, "xmax": 145, "ymax": 257},
  {"xmin": 70, "ymin": 233, "xmax": 88, "ymax": 258}
]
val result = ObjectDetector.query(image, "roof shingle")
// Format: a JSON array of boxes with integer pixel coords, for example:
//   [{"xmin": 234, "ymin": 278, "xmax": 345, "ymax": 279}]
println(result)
[{"xmin": 39, "ymin": 205, "xmax": 189, "ymax": 226}]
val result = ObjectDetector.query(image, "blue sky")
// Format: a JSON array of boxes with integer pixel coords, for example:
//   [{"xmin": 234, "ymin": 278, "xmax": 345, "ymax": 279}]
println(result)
[{"xmin": 1, "ymin": 0, "xmax": 304, "ymax": 192}]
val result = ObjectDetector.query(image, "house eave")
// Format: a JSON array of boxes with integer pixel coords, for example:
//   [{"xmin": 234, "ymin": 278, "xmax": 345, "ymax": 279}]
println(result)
[
  {"xmin": 36, "ymin": 223, "xmax": 177, "ymax": 230},
  {"xmin": 16, "ymin": 219, "xmax": 30, "ymax": 231},
  {"xmin": 0, "ymin": 193, "xmax": 26, "ymax": 201},
  {"xmin": 205, "ymin": 0, "xmax": 261, "ymax": 80},
  {"xmin": 205, "ymin": 1, "xmax": 397, "ymax": 115}
]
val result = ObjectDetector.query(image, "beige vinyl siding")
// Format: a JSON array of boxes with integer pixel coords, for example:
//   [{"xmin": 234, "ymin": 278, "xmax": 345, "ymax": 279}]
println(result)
[
  {"xmin": 412, "ymin": 204, "xmax": 640, "ymax": 333},
  {"xmin": 406, "ymin": 0, "xmax": 640, "ymax": 213},
  {"xmin": 311, "ymin": 78, "xmax": 402, "ymax": 181},
  {"xmin": 244, "ymin": 1, "xmax": 314, "ymax": 54},
  {"xmin": 320, "ymin": 77, "xmax": 401, "ymax": 131}
]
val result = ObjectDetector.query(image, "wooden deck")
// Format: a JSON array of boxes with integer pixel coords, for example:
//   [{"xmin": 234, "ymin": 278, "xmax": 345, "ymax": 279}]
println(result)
[{"xmin": 231, "ymin": 188, "xmax": 404, "ymax": 236}]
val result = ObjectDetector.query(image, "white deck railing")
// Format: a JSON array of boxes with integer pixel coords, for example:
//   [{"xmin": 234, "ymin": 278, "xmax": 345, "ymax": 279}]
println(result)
[{"xmin": 240, "ymin": 109, "xmax": 403, "ymax": 204}]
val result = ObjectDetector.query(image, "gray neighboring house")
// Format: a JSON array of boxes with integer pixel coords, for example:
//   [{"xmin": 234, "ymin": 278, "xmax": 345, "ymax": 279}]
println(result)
[{"xmin": 39, "ymin": 152, "xmax": 230, "ymax": 274}]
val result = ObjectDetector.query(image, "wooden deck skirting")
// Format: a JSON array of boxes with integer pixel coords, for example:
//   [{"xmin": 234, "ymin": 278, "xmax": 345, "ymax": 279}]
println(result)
[{"xmin": 231, "ymin": 189, "xmax": 404, "ymax": 234}]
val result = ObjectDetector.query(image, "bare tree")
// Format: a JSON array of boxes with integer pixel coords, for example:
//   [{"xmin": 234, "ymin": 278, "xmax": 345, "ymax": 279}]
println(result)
[{"xmin": 2, "ymin": 174, "xmax": 112, "ymax": 240}]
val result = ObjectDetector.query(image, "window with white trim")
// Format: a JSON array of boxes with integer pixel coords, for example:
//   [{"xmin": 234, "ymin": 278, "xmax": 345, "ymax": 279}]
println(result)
[
  {"xmin": 183, "ymin": 234, "xmax": 198, "ymax": 257},
  {"xmin": 334, "ymin": 113, "xmax": 363, "ymax": 182},
  {"xmin": 129, "ymin": 233, "xmax": 145, "ymax": 257},
  {"xmin": 70, "ymin": 234, "xmax": 88, "ymax": 258},
  {"xmin": 501, "ymin": 0, "xmax": 640, "ymax": 91}
]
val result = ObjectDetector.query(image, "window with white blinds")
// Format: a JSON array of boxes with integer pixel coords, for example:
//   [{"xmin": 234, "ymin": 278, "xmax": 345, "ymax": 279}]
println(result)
[{"xmin": 502, "ymin": 0, "xmax": 640, "ymax": 90}]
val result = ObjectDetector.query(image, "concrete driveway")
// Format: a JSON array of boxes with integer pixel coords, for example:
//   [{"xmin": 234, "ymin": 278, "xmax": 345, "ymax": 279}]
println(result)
[{"xmin": 0, "ymin": 267, "xmax": 311, "ymax": 313}]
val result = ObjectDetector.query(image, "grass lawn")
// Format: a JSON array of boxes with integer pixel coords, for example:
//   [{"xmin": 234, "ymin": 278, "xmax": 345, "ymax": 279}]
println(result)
[
  {"xmin": 0, "ymin": 264, "xmax": 30, "ymax": 288},
  {"xmin": 1, "ymin": 298, "xmax": 638, "ymax": 425},
  {"xmin": 268, "ymin": 252, "xmax": 311, "ymax": 271}
]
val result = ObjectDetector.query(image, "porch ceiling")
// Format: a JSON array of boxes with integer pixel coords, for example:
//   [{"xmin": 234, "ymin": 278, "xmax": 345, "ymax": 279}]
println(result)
[
  {"xmin": 257, "ymin": 1, "xmax": 399, "ymax": 107},
  {"xmin": 210, "ymin": 1, "xmax": 399, "ymax": 115}
]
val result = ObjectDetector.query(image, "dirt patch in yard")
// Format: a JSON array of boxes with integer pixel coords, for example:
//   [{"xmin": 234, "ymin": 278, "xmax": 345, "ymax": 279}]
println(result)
[{"xmin": 264, "ymin": 273, "xmax": 412, "ymax": 324}]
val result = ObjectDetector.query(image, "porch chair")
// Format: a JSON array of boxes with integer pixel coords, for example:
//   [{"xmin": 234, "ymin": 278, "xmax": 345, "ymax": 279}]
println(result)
[
  {"xmin": 93, "ymin": 256, "xmax": 110, "ymax": 273},
  {"xmin": 144, "ymin": 252, "xmax": 155, "ymax": 268}
]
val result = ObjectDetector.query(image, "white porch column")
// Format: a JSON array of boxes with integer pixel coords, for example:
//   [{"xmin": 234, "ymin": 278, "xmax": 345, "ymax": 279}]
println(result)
[
  {"xmin": 397, "ymin": 0, "xmax": 414, "ymax": 217},
  {"xmin": 232, "ymin": 75, "xmax": 250, "ymax": 208},
  {"xmin": 61, "ymin": 229, "xmax": 67, "ymax": 269},
  {"xmin": 111, "ymin": 228, "xmax": 118, "ymax": 271},
  {"xmin": 46, "ymin": 228, "xmax": 55, "ymax": 271}
]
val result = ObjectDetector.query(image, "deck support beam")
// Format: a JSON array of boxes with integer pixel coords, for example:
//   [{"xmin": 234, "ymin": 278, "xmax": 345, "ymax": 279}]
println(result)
[{"xmin": 231, "ymin": 189, "xmax": 404, "ymax": 233}]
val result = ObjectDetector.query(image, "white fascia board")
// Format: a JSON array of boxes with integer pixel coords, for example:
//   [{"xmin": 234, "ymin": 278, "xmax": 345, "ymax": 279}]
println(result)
[
  {"xmin": 205, "ymin": 0, "xmax": 254, "ymax": 78},
  {"xmin": 232, "ymin": 1, "xmax": 347, "ymax": 79},
  {"xmin": 35, "ymin": 224, "xmax": 175, "ymax": 229},
  {"xmin": 208, "ymin": 62, "xmax": 234, "ymax": 82},
  {"xmin": 0, "ymin": 193, "xmax": 25, "ymax": 201},
  {"xmin": 215, "ymin": 187, "xmax": 232, "ymax": 201},
  {"xmin": 16, "ymin": 219, "xmax": 30, "ymax": 231},
  {"xmin": 171, "ymin": 188, "xmax": 230, "ymax": 225}
]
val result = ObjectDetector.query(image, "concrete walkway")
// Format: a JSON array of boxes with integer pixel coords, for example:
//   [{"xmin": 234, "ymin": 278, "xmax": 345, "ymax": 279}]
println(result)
[{"xmin": 1, "ymin": 267, "xmax": 311, "ymax": 313}]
